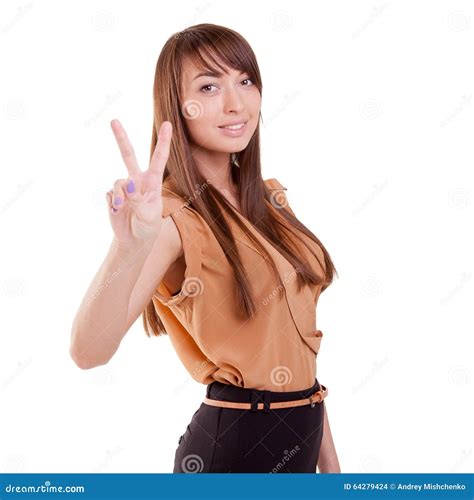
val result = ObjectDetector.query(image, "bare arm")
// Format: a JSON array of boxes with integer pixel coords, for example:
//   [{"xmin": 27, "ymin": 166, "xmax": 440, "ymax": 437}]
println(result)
[
  {"xmin": 70, "ymin": 218, "xmax": 182, "ymax": 369},
  {"xmin": 70, "ymin": 118, "xmax": 178, "ymax": 369},
  {"xmin": 70, "ymin": 237, "xmax": 154, "ymax": 369},
  {"xmin": 317, "ymin": 403, "xmax": 341, "ymax": 473}
]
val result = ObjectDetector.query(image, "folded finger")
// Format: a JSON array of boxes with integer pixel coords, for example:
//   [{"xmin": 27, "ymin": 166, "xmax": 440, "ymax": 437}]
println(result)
[{"xmin": 111, "ymin": 179, "xmax": 128, "ymax": 211}]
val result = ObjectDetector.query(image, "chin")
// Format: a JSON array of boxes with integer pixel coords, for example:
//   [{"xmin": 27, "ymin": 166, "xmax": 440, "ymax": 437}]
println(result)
[
  {"xmin": 217, "ymin": 143, "xmax": 250, "ymax": 154},
  {"xmin": 198, "ymin": 138, "xmax": 250, "ymax": 154}
]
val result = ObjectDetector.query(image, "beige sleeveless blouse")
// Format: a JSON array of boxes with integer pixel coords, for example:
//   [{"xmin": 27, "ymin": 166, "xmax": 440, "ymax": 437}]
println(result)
[{"xmin": 152, "ymin": 176, "xmax": 329, "ymax": 392}]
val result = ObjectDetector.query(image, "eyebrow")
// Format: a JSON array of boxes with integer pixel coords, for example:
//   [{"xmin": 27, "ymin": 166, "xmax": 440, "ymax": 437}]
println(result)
[{"xmin": 192, "ymin": 70, "xmax": 245, "ymax": 81}]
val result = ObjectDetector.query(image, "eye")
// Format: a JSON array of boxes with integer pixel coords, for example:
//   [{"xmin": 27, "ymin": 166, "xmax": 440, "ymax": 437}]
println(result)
[
  {"xmin": 200, "ymin": 83, "xmax": 217, "ymax": 93},
  {"xmin": 200, "ymin": 78, "xmax": 254, "ymax": 93}
]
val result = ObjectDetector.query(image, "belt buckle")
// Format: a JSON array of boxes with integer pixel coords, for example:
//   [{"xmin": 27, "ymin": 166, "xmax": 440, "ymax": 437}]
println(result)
[{"xmin": 309, "ymin": 388, "xmax": 323, "ymax": 407}]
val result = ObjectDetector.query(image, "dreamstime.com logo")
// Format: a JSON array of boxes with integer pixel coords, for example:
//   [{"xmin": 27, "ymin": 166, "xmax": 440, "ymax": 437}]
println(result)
[{"xmin": 4, "ymin": 480, "xmax": 85, "ymax": 494}]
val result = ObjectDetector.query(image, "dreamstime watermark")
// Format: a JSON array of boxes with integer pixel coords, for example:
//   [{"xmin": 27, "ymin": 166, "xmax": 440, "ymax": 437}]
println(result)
[
  {"xmin": 1, "ymin": 1, "xmax": 34, "ymax": 34},
  {"xmin": 184, "ymin": 2, "xmax": 212, "ymax": 28},
  {"xmin": 3, "ymin": 453, "xmax": 26, "ymax": 472},
  {"xmin": 352, "ymin": 179, "xmax": 389, "ymax": 216},
  {"xmin": 84, "ymin": 267, "xmax": 123, "ymax": 308},
  {"xmin": 90, "ymin": 365, "xmax": 118, "ymax": 387},
  {"xmin": 262, "ymin": 91, "xmax": 300, "ymax": 128},
  {"xmin": 359, "ymin": 98, "xmax": 382, "ymax": 120},
  {"xmin": 181, "ymin": 99, "xmax": 204, "ymax": 120},
  {"xmin": 92, "ymin": 445, "xmax": 125, "ymax": 472},
  {"xmin": 448, "ymin": 365, "xmax": 470, "ymax": 386},
  {"xmin": 269, "ymin": 10, "xmax": 292, "ymax": 32},
  {"xmin": 352, "ymin": 3, "xmax": 389, "ymax": 40},
  {"xmin": 270, "ymin": 445, "xmax": 301, "ymax": 473},
  {"xmin": 174, "ymin": 358, "xmax": 213, "ymax": 396},
  {"xmin": 84, "ymin": 91, "xmax": 123, "ymax": 128},
  {"xmin": 190, "ymin": 358, "xmax": 213, "ymax": 380},
  {"xmin": 90, "ymin": 9, "xmax": 117, "ymax": 32},
  {"xmin": 449, "ymin": 448, "xmax": 472, "ymax": 473},
  {"xmin": 360, "ymin": 275, "xmax": 383, "ymax": 298},
  {"xmin": 360, "ymin": 454, "xmax": 383, "ymax": 472},
  {"xmin": 0, "ymin": 180, "xmax": 34, "ymax": 215},
  {"xmin": 270, "ymin": 365, "xmax": 293, "ymax": 386},
  {"xmin": 352, "ymin": 355, "xmax": 389, "ymax": 395},
  {"xmin": 2, "ymin": 357, "xmax": 32, "ymax": 391},
  {"xmin": 4, "ymin": 98, "xmax": 26, "ymax": 120},
  {"xmin": 181, "ymin": 453, "xmax": 204, "ymax": 473},
  {"xmin": 172, "ymin": 180, "xmax": 210, "ymax": 218},
  {"xmin": 439, "ymin": 272, "xmax": 471, "ymax": 305},
  {"xmin": 447, "ymin": 188, "xmax": 470, "ymax": 209},
  {"xmin": 440, "ymin": 94, "xmax": 471, "ymax": 128},
  {"xmin": 2, "ymin": 276, "xmax": 27, "ymax": 298},
  {"xmin": 262, "ymin": 268, "xmax": 299, "ymax": 306},
  {"xmin": 447, "ymin": 11, "xmax": 470, "ymax": 32},
  {"xmin": 269, "ymin": 189, "xmax": 289, "ymax": 210},
  {"xmin": 181, "ymin": 276, "xmax": 204, "ymax": 298}
]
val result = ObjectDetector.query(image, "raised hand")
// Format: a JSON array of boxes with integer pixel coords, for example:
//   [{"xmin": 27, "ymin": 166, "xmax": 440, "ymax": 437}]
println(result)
[{"xmin": 106, "ymin": 119, "xmax": 172, "ymax": 245}]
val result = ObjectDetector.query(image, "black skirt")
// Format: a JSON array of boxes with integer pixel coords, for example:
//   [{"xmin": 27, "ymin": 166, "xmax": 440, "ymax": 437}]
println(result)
[{"xmin": 173, "ymin": 378, "xmax": 325, "ymax": 473}]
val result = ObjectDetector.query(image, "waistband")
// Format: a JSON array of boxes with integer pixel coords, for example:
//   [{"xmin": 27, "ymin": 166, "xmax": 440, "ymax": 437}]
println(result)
[{"xmin": 205, "ymin": 378, "xmax": 324, "ymax": 412}]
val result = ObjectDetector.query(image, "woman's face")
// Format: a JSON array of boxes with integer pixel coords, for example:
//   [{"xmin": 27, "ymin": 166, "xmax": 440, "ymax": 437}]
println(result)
[{"xmin": 180, "ymin": 57, "xmax": 262, "ymax": 154}]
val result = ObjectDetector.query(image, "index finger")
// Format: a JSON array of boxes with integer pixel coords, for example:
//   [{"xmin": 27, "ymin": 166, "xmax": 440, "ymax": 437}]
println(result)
[
  {"xmin": 110, "ymin": 119, "xmax": 142, "ymax": 177},
  {"xmin": 148, "ymin": 121, "xmax": 173, "ymax": 175}
]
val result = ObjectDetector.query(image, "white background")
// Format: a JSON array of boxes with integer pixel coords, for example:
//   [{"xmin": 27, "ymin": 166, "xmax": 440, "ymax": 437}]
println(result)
[{"xmin": 0, "ymin": 0, "xmax": 472, "ymax": 473}]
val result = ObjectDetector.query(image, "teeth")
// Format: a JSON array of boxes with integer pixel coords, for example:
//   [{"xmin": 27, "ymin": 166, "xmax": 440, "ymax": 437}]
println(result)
[{"xmin": 222, "ymin": 122, "xmax": 245, "ymax": 130}]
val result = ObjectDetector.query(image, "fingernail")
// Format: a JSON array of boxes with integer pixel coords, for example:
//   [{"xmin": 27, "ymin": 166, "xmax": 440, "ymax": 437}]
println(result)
[
  {"xmin": 113, "ymin": 196, "xmax": 123, "ymax": 205},
  {"xmin": 127, "ymin": 179, "xmax": 135, "ymax": 193},
  {"xmin": 111, "ymin": 207, "xmax": 118, "ymax": 212}
]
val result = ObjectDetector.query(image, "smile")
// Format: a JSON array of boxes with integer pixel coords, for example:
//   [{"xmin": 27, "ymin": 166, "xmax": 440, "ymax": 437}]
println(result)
[
  {"xmin": 219, "ymin": 122, "xmax": 246, "ymax": 130},
  {"xmin": 218, "ymin": 121, "xmax": 248, "ymax": 137}
]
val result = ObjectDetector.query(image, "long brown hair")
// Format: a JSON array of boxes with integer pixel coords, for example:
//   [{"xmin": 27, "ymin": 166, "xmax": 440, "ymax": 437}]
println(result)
[{"xmin": 143, "ymin": 23, "xmax": 338, "ymax": 337}]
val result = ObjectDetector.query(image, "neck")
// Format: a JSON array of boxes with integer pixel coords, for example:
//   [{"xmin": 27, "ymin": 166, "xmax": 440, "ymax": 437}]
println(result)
[{"xmin": 191, "ymin": 145, "xmax": 235, "ymax": 191}]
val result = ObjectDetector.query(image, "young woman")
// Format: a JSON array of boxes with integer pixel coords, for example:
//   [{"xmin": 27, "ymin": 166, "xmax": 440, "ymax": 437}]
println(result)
[{"xmin": 70, "ymin": 23, "xmax": 340, "ymax": 474}]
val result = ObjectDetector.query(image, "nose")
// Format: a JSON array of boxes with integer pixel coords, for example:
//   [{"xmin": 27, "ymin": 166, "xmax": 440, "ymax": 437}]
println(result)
[{"xmin": 223, "ymin": 84, "xmax": 244, "ymax": 114}]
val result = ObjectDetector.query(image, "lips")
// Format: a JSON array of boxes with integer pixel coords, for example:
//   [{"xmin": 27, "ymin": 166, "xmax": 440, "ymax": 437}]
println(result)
[
  {"xmin": 218, "ymin": 121, "xmax": 248, "ymax": 137},
  {"xmin": 218, "ymin": 120, "xmax": 248, "ymax": 129}
]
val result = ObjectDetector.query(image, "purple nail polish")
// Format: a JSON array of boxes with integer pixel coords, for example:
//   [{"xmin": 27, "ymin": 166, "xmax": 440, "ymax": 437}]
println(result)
[
  {"xmin": 114, "ymin": 196, "xmax": 123, "ymax": 205},
  {"xmin": 127, "ymin": 179, "xmax": 135, "ymax": 193}
]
